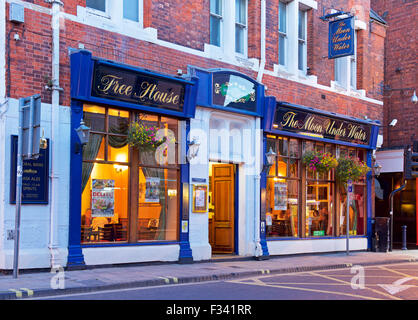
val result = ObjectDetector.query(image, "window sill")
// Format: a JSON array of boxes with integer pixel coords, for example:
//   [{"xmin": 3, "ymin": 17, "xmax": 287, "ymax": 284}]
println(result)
[
  {"xmin": 331, "ymin": 81, "xmax": 367, "ymax": 98},
  {"xmin": 204, "ymin": 44, "xmax": 258, "ymax": 71},
  {"xmin": 81, "ymin": 240, "xmax": 180, "ymax": 248},
  {"xmin": 76, "ymin": 5, "xmax": 155, "ymax": 41}
]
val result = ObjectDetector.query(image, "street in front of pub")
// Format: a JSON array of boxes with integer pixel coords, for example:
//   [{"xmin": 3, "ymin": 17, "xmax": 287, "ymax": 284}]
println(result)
[{"xmin": 1, "ymin": 250, "xmax": 418, "ymax": 302}]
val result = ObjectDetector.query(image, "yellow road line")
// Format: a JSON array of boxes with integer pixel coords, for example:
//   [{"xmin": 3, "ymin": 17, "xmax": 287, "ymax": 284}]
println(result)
[
  {"xmin": 378, "ymin": 266, "xmax": 418, "ymax": 280},
  {"xmin": 20, "ymin": 288, "xmax": 34, "ymax": 297},
  {"xmin": 9, "ymin": 289, "xmax": 22, "ymax": 298},
  {"xmin": 230, "ymin": 277, "xmax": 381, "ymax": 300},
  {"xmin": 308, "ymin": 271, "xmax": 402, "ymax": 300}
]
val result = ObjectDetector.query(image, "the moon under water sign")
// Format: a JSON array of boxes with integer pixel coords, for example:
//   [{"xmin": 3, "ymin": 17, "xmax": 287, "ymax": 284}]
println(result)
[{"xmin": 328, "ymin": 16, "xmax": 355, "ymax": 59}]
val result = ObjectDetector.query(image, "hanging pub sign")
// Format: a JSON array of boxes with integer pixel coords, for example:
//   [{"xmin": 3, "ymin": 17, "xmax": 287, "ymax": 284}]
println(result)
[
  {"xmin": 10, "ymin": 135, "xmax": 49, "ymax": 204},
  {"xmin": 212, "ymin": 71, "xmax": 257, "ymax": 112},
  {"xmin": 91, "ymin": 62, "xmax": 185, "ymax": 112},
  {"xmin": 274, "ymin": 105, "xmax": 372, "ymax": 146},
  {"xmin": 328, "ymin": 16, "xmax": 355, "ymax": 59}
]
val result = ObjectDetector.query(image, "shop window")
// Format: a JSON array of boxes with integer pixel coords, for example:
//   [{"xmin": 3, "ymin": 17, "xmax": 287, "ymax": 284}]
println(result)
[
  {"xmin": 266, "ymin": 136, "xmax": 300, "ymax": 238},
  {"xmin": 81, "ymin": 106, "xmax": 130, "ymax": 244},
  {"xmin": 304, "ymin": 141, "xmax": 335, "ymax": 237},
  {"xmin": 80, "ymin": 106, "xmax": 180, "ymax": 244},
  {"xmin": 337, "ymin": 147, "xmax": 366, "ymax": 236}
]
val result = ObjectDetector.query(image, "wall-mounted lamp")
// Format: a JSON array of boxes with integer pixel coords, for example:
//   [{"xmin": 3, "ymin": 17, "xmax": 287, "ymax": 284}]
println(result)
[
  {"xmin": 383, "ymin": 85, "xmax": 417, "ymax": 104},
  {"xmin": 39, "ymin": 129, "xmax": 48, "ymax": 150},
  {"xmin": 373, "ymin": 162, "xmax": 382, "ymax": 177},
  {"xmin": 187, "ymin": 138, "xmax": 200, "ymax": 162},
  {"xmin": 75, "ymin": 118, "xmax": 90, "ymax": 154},
  {"xmin": 263, "ymin": 147, "xmax": 277, "ymax": 173}
]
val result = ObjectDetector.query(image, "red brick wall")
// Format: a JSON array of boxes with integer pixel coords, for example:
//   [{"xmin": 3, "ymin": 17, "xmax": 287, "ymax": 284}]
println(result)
[
  {"xmin": 371, "ymin": 0, "xmax": 418, "ymax": 148},
  {"xmin": 6, "ymin": 0, "xmax": 384, "ymax": 124}
]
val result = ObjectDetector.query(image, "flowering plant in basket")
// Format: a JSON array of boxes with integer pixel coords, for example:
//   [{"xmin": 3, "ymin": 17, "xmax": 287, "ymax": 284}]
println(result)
[
  {"xmin": 302, "ymin": 150, "xmax": 338, "ymax": 173},
  {"xmin": 127, "ymin": 122, "xmax": 166, "ymax": 151},
  {"xmin": 336, "ymin": 156, "xmax": 370, "ymax": 184}
]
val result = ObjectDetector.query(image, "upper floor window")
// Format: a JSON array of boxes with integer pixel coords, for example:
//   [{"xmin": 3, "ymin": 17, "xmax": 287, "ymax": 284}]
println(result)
[
  {"xmin": 123, "ymin": 0, "xmax": 139, "ymax": 22},
  {"xmin": 210, "ymin": 0, "xmax": 223, "ymax": 47},
  {"xmin": 298, "ymin": 9, "xmax": 307, "ymax": 72},
  {"xmin": 278, "ymin": 1, "xmax": 287, "ymax": 66},
  {"xmin": 86, "ymin": 0, "xmax": 106, "ymax": 12},
  {"xmin": 86, "ymin": 0, "xmax": 141, "ymax": 24},
  {"xmin": 334, "ymin": 31, "xmax": 357, "ymax": 90},
  {"xmin": 235, "ymin": 0, "xmax": 247, "ymax": 55}
]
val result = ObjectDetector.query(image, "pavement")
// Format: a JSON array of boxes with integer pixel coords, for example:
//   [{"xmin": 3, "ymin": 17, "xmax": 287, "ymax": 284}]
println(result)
[{"xmin": 1, "ymin": 249, "xmax": 418, "ymax": 300}]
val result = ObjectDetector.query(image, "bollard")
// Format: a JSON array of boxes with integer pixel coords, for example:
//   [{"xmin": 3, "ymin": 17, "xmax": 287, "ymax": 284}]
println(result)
[{"xmin": 402, "ymin": 225, "xmax": 408, "ymax": 250}]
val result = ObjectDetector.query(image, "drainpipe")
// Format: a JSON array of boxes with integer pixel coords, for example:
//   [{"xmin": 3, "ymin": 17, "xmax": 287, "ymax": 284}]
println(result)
[
  {"xmin": 254, "ymin": 118, "xmax": 263, "ymax": 257},
  {"xmin": 256, "ymin": 0, "xmax": 266, "ymax": 83},
  {"xmin": 48, "ymin": 0, "xmax": 64, "ymax": 268}
]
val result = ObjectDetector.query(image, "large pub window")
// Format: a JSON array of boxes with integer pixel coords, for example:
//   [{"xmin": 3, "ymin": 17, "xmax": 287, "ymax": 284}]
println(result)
[
  {"xmin": 265, "ymin": 135, "xmax": 301, "ymax": 238},
  {"xmin": 304, "ymin": 141, "xmax": 335, "ymax": 237},
  {"xmin": 80, "ymin": 105, "xmax": 180, "ymax": 244},
  {"xmin": 337, "ymin": 147, "xmax": 367, "ymax": 236}
]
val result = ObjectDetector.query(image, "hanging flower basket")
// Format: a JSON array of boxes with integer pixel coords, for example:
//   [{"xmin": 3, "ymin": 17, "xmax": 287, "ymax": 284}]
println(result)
[
  {"xmin": 336, "ymin": 156, "xmax": 371, "ymax": 184},
  {"xmin": 302, "ymin": 150, "xmax": 338, "ymax": 173},
  {"xmin": 127, "ymin": 122, "xmax": 166, "ymax": 152}
]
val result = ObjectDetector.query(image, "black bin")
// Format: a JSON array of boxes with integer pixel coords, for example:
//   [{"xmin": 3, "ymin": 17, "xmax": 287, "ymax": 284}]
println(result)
[{"xmin": 374, "ymin": 217, "xmax": 391, "ymax": 252}]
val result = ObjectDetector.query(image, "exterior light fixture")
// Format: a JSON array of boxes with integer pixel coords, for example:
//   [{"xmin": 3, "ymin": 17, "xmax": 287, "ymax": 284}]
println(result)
[
  {"xmin": 39, "ymin": 129, "xmax": 48, "ymax": 150},
  {"xmin": 75, "ymin": 118, "xmax": 90, "ymax": 154},
  {"xmin": 412, "ymin": 90, "xmax": 418, "ymax": 104},
  {"xmin": 187, "ymin": 137, "xmax": 200, "ymax": 162},
  {"xmin": 263, "ymin": 147, "xmax": 276, "ymax": 173},
  {"xmin": 373, "ymin": 162, "xmax": 382, "ymax": 177}
]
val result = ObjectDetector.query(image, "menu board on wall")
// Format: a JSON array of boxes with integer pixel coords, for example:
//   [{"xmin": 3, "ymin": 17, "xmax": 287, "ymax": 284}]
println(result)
[
  {"xmin": 91, "ymin": 179, "xmax": 115, "ymax": 217},
  {"xmin": 10, "ymin": 135, "xmax": 49, "ymax": 204}
]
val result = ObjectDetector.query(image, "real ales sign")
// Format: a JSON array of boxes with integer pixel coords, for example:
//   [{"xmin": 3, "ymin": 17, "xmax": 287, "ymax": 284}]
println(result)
[{"xmin": 328, "ymin": 16, "xmax": 355, "ymax": 59}]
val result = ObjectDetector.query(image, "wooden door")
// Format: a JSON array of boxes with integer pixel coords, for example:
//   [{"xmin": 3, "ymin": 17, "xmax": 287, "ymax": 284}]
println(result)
[{"xmin": 210, "ymin": 164, "xmax": 235, "ymax": 253}]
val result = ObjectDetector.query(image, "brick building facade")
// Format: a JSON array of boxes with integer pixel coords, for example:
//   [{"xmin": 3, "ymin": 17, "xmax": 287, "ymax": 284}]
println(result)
[
  {"xmin": 372, "ymin": 0, "xmax": 418, "ymax": 248},
  {"xmin": 0, "ymin": 0, "xmax": 387, "ymax": 270}
]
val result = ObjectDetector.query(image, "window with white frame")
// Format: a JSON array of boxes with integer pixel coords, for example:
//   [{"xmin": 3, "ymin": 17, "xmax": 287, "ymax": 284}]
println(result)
[
  {"xmin": 334, "ymin": 31, "xmax": 357, "ymax": 90},
  {"xmin": 235, "ymin": 0, "xmax": 247, "ymax": 55},
  {"xmin": 278, "ymin": 1, "xmax": 287, "ymax": 66},
  {"xmin": 210, "ymin": 0, "xmax": 223, "ymax": 47},
  {"xmin": 123, "ymin": 0, "xmax": 139, "ymax": 22},
  {"xmin": 298, "ymin": 8, "xmax": 307, "ymax": 72},
  {"xmin": 86, "ymin": 0, "xmax": 106, "ymax": 12}
]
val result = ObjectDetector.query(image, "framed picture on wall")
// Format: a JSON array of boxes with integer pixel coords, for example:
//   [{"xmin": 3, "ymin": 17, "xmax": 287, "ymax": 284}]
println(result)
[{"xmin": 192, "ymin": 184, "xmax": 208, "ymax": 213}]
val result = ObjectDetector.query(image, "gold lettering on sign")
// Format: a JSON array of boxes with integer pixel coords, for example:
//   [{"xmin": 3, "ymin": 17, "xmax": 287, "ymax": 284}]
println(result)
[
  {"xmin": 97, "ymin": 75, "xmax": 134, "ymax": 96},
  {"xmin": 281, "ymin": 112, "xmax": 301, "ymax": 129},
  {"xmin": 135, "ymin": 81, "xmax": 180, "ymax": 105},
  {"xmin": 280, "ymin": 110, "xmax": 368, "ymax": 142},
  {"xmin": 331, "ymin": 20, "xmax": 352, "ymax": 52}
]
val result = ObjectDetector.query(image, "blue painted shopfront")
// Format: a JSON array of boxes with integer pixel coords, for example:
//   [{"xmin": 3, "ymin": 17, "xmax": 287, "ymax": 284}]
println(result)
[
  {"xmin": 261, "ymin": 99, "xmax": 381, "ymax": 253},
  {"xmin": 67, "ymin": 50, "xmax": 198, "ymax": 267}
]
